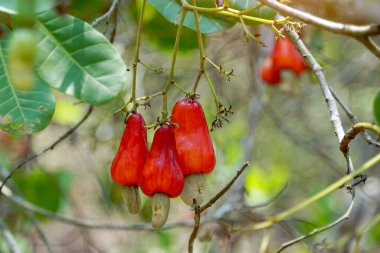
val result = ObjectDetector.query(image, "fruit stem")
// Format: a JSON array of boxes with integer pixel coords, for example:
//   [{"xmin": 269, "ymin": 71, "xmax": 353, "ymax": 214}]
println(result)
[
  {"xmin": 191, "ymin": 0, "xmax": 205, "ymax": 94},
  {"xmin": 162, "ymin": 8, "xmax": 187, "ymax": 122},
  {"xmin": 180, "ymin": 0, "xmax": 288, "ymax": 25},
  {"xmin": 131, "ymin": 0, "xmax": 147, "ymax": 112},
  {"xmin": 204, "ymin": 71, "xmax": 221, "ymax": 115}
]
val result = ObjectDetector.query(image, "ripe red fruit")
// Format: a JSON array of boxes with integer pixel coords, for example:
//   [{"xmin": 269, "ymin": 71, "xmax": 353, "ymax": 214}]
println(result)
[
  {"xmin": 110, "ymin": 113, "xmax": 148, "ymax": 213},
  {"xmin": 171, "ymin": 97, "xmax": 216, "ymax": 205},
  {"xmin": 140, "ymin": 124, "xmax": 184, "ymax": 228},
  {"xmin": 260, "ymin": 57, "xmax": 281, "ymax": 85},
  {"xmin": 172, "ymin": 98, "xmax": 216, "ymax": 175},
  {"xmin": 140, "ymin": 124, "xmax": 184, "ymax": 197},
  {"xmin": 272, "ymin": 37, "xmax": 307, "ymax": 75}
]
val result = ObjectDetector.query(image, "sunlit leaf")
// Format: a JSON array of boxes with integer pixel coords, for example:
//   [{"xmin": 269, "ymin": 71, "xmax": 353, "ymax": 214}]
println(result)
[
  {"xmin": 0, "ymin": 41, "xmax": 55, "ymax": 135},
  {"xmin": 35, "ymin": 11, "xmax": 126, "ymax": 105},
  {"xmin": 244, "ymin": 164, "xmax": 289, "ymax": 205},
  {"xmin": 52, "ymin": 96, "xmax": 85, "ymax": 125}
]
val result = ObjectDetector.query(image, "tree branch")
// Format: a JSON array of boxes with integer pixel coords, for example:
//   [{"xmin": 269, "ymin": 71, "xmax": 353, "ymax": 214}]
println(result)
[
  {"xmin": 1, "ymin": 185, "xmax": 193, "ymax": 231},
  {"xmin": 187, "ymin": 162, "xmax": 250, "ymax": 252},
  {"xmin": 329, "ymin": 87, "xmax": 380, "ymax": 148},
  {"xmin": 340, "ymin": 122, "xmax": 380, "ymax": 153},
  {"xmin": 91, "ymin": 0, "xmax": 121, "ymax": 27},
  {"xmin": 276, "ymin": 199, "xmax": 355, "ymax": 253},
  {"xmin": 259, "ymin": 0, "xmax": 380, "ymax": 58},
  {"xmin": 233, "ymin": 152, "xmax": 380, "ymax": 232},
  {"xmin": 258, "ymin": 0, "xmax": 380, "ymax": 36},
  {"xmin": 200, "ymin": 162, "xmax": 250, "ymax": 213},
  {"xmin": 0, "ymin": 217, "xmax": 21, "ymax": 253},
  {"xmin": 356, "ymin": 36, "xmax": 380, "ymax": 59},
  {"xmin": 188, "ymin": 205, "xmax": 201, "ymax": 253},
  {"xmin": 0, "ymin": 106, "xmax": 94, "ymax": 194},
  {"xmin": 284, "ymin": 26, "xmax": 355, "ymax": 174},
  {"xmin": 28, "ymin": 213, "xmax": 56, "ymax": 253}
]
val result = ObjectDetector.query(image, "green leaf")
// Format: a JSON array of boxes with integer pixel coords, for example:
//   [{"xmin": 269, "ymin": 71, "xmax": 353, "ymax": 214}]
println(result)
[
  {"xmin": 0, "ymin": 0, "xmax": 54, "ymax": 15},
  {"xmin": 148, "ymin": 0, "xmax": 234, "ymax": 34},
  {"xmin": 148, "ymin": 0, "xmax": 276, "ymax": 34},
  {"xmin": 141, "ymin": 4, "xmax": 201, "ymax": 51},
  {"xmin": 0, "ymin": 42, "xmax": 55, "ymax": 135},
  {"xmin": 374, "ymin": 90, "xmax": 380, "ymax": 125},
  {"xmin": 35, "ymin": 11, "xmax": 126, "ymax": 105},
  {"xmin": 13, "ymin": 168, "xmax": 72, "ymax": 218}
]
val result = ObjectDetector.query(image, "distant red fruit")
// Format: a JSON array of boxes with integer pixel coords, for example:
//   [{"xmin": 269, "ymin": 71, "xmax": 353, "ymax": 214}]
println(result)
[
  {"xmin": 260, "ymin": 57, "xmax": 281, "ymax": 85},
  {"xmin": 260, "ymin": 36, "xmax": 307, "ymax": 85},
  {"xmin": 272, "ymin": 37, "xmax": 307, "ymax": 75}
]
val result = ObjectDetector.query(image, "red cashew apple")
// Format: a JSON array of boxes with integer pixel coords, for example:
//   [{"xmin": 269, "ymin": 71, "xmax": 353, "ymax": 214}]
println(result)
[
  {"xmin": 110, "ymin": 113, "xmax": 148, "ymax": 214},
  {"xmin": 171, "ymin": 97, "xmax": 216, "ymax": 206},
  {"xmin": 272, "ymin": 37, "xmax": 307, "ymax": 75},
  {"xmin": 140, "ymin": 124, "xmax": 184, "ymax": 228},
  {"xmin": 260, "ymin": 57, "xmax": 281, "ymax": 85},
  {"xmin": 260, "ymin": 36, "xmax": 307, "ymax": 85}
]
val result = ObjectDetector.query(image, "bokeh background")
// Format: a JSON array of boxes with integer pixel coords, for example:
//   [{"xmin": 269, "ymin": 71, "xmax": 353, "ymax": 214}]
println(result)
[{"xmin": 1, "ymin": 0, "xmax": 380, "ymax": 252}]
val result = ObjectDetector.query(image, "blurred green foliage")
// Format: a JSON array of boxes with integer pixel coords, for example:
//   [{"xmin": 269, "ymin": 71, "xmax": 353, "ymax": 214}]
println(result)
[{"xmin": 0, "ymin": 0, "xmax": 379, "ymax": 252}]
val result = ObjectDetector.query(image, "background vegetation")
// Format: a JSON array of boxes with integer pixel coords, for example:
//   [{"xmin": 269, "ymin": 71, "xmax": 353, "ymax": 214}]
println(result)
[{"xmin": 0, "ymin": 0, "xmax": 380, "ymax": 252}]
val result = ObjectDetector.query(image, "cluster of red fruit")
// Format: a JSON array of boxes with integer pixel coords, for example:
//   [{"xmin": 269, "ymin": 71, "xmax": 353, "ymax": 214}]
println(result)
[
  {"xmin": 260, "ymin": 36, "xmax": 307, "ymax": 85},
  {"xmin": 110, "ymin": 97, "xmax": 216, "ymax": 228}
]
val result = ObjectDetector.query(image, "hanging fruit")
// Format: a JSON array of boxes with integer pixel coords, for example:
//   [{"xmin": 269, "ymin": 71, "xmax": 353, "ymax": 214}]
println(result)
[
  {"xmin": 140, "ymin": 124, "xmax": 184, "ymax": 228},
  {"xmin": 171, "ymin": 97, "xmax": 216, "ymax": 206},
  {"xmin": 272, "ymin": 37, "xmax": 307, "ymax": 75},
  {"xmin": 260, "ymin": 36, "xmax": 307, "ymax": 85},
  {"xmin": 260, "ymin": 57, "xmax": 281, "ymax": 85},
  {"xmin": 110, "ymin": 113, "xmax": 149, "ymax": 214}
]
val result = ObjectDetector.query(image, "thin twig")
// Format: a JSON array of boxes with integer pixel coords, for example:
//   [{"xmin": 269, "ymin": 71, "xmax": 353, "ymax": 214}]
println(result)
[
  {"xmin": 275, "ymin": 199, "xmax": 355, "ymax": 253},
  {"xmin": 340, "ymin": 122, "xmax": 380, "ymax": 153},
  {"xmin": 188, "ymin": 204, "xmax": 201, "ymax": 253},
  {"xmin": 1, "ymin": 187, "xmax": 193, "ymax": 231},
  {"xmin": 249, "ymin": 182, "xmax": 288, "ymax": 209},
  {"xmin": 28, "ymin": 213, "xmax": 56, "ymax": 253},
  {"xmin": 187, "ymin": 162, "xmax": 250, "ymax": 252},
  {"xmin": 109, "ymin": 5, "xmax": 118, "ymax": 43},
  {"xmin": 329, "ymin": 87, "xmax": 380, "ymax": 148},
  {"xmin": 200, "ymin": 162, "xmax": 250, "ymax": 213},
  {"xmin": 353, "ymin": 213, "xmax": 380, "ymax": 252},
  {"xmin": 91, "ymin": 0, "xmax": 121, "ymax": 27},
  {"xmin": 259, "ymin": 229, "xmax": 271, "ymax": 253},
  {"xmin": 131, "ymin": 0, "xmax": 147, "ymax": 111},
  {"xmin": 268, "ymin": 106, "xmax": 342, "ymax": 175},
  {"xmin": 356, "ymin": 36, "xmax": 380, "ymax": 59},
  {"xmin": 0, "ymin": 217, "xmax": 21, "ymax": 253},
  {"xmin": 0, "ymin": 106, "xmax": 94, "ymax": 193},
  {"xmin": 239, "ymin": 15, "xmax": 265, "ymax": 46},
  {"xmin": 233, "ymin": 152, "xmax": 380, "ymax": 232},
  {"xmin": 190, "ymin": 0, "xmax": 205, "ymax": 93}
]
